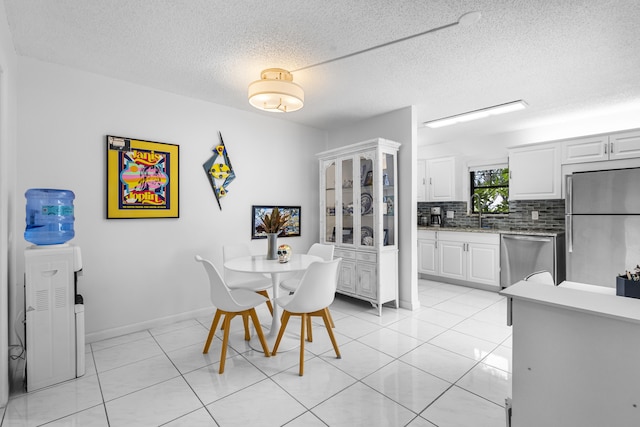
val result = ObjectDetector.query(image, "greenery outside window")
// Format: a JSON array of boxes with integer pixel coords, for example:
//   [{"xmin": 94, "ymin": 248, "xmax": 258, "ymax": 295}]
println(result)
[{"xmin": 470, "ymin": 168, "xmax": 509, "ymax": 213}]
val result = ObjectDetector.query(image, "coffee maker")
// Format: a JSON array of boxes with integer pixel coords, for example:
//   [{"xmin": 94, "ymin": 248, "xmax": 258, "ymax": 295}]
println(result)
[{"xmin": 430, "ymin": 207, "xmax": 442, "ymax": 227}]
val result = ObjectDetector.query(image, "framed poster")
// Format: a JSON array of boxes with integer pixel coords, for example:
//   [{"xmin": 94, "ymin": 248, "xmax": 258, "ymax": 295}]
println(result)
[
  {"xmin": 106, "ymin": 135, "xmax": 179, "ymax": 219},
  {"xmin": 251, "ymin": 205, "xmax": 301, "ymax": 239}
]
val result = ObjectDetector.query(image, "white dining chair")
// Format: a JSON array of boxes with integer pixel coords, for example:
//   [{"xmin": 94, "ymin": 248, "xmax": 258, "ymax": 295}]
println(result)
[
  {"xmin": 195, "ymin": 255, "xmax": 270, "ymax": 373},
  {"xmin": 224, "ymin": 243, "xmax": 273, "ymax": 315},
  {"xmin": 524, "ymin": 270, "xmax": 555, "ymax": 285},
  {"xmin": 280, "ymin": 243, "xmax": 335, "ymax": 293},
  {"xmin": 272, "ymin": 258, "xmax": 342, "ymax": 376}
]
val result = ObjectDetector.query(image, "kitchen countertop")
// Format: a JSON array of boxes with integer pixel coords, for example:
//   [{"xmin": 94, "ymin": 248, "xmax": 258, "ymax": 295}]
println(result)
[{"xmin": 417, "ymin": 225, "xmax": 564, "ymax": 237}]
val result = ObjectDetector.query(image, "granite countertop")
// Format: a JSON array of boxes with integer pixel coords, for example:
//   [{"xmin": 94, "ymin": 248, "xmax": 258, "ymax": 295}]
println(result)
[{"xmin": 417, "ymin": 226, "xmax": 564, "ymax": 237}]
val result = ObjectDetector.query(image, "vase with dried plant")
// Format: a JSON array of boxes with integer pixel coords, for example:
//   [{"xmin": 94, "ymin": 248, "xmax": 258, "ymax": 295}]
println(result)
[{"xmin": 259, "ymin": 207, "xmax": 291, "ymax": 260}]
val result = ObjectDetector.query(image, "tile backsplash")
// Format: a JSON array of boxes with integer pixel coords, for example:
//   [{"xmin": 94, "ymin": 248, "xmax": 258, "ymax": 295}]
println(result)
[{"xmin": 418, "ymin": 199, "xmax": 565, "ymax": 231}]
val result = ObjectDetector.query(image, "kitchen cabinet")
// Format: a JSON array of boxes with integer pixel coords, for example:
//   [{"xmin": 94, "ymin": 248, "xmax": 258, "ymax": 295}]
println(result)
[
  {"xmin": 508, "ymin": 142, "xmax": 561, "ymax": 200},
  {"xmin": 419, "ymin": 230, "xmax": 500, "ymax": 289},
  {"xmin": 417, "ymin": 159, "xmax": 427, "ymax": 202},
  {"xmin": 561, "ymin": 129, "xmax": 640, "ymax": 164},
  {"xmin": 417, "ymin": 230, "xmax": 438, "ymax": 275},
  {"xmin": 426, "ymin": 156, "xmax": 457, "ymax": 201},
  {"xmin": 502, "ymin": 281, "xmax": 640, "ymax": 427},
  {"xmin": 317, "ymin": 138, "xmax": 400, "ymax": 316}
]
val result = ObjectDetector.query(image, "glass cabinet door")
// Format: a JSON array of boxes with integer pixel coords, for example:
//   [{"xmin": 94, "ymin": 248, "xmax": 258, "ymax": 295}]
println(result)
[
  {"xmin": 341, "ymin": 157, "xmax": 354, "ymax": 245},
  {"xmin": 382, "ymin": 152, "xmax": 395, "ymax": 246},
  {"xmin": 324, "ymin": 160, "xmax": 336, "ymax": 243},
  {"xmin": 359, "ymin": 153, "xmax": 374, "ymax": 247}
]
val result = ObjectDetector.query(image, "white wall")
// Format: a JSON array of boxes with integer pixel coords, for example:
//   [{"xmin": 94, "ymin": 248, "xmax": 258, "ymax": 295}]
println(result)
[
  {"xmin": 0, "ymin": 0, "xmax": 18, "ymax": 407},
  {"xmin": 328, "ymin": 106, "xmax": 420, "ymax": 311},
  {"xmin": 14, "ymin": 58, "xmax": 326, "ymax": 342}
]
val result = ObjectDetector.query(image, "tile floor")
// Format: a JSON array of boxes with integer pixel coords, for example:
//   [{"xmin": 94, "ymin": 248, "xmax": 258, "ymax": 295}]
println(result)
[{"xmin": 1, "ymin": 279, "xmax": 512, "ymax": 426}]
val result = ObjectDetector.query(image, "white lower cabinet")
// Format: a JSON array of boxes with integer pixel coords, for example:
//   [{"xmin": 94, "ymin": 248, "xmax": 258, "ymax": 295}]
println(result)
[
  {"xmin": 419, "ymin": 230, "xmax": 500, "ymax": 289},
  {"xmin": 417, "ymin": 230, "xmax": 438, "ymax": 275}
]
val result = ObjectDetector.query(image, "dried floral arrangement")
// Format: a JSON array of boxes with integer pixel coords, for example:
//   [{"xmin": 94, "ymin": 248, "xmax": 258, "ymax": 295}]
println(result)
[{"xmin": 259, "ymin": 207, "xmax": 291, "ymax": 235}]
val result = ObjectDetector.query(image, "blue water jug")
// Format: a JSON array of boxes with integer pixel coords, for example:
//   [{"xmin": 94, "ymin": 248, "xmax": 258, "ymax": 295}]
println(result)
[{"xmin": 24, "ymin": 188, "xmax": 75, "ymax": 245}]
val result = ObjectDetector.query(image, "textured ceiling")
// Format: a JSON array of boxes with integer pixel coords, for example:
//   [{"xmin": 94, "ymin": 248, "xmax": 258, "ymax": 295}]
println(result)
[{"xmin": 4, "ymin": 0, "xmax": 640, "ymax": 144}]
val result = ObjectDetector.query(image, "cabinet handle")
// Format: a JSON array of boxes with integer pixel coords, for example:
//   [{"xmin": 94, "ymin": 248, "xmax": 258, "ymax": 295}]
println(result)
[
  {"xmin": 610, "ymin": 141, "xmax": 614, "ymax": 154},
  {"xmin": 429, "ymin": 177, "xmax": 432, "ymax": 185},
  {"xmin": 604, "ymin": 142, "xmax": 608, "ymax": 154}
]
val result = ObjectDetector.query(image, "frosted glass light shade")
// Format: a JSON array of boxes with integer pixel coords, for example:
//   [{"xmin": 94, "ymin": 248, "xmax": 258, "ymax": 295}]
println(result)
[{"xmin": 248, "ymin": 68, "xmax": 304, "ymax": 112}]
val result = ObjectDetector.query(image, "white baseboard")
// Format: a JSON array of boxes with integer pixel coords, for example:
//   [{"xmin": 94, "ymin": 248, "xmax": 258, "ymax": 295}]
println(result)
[{"xmin": 85, "ymin": 307, "xmax": 213, "ymax": 344}]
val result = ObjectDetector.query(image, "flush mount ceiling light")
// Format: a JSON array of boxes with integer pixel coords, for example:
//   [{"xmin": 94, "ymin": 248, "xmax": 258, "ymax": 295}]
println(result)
[
  {"xmin": 423, "ymin": 100, "xmax": 528, "ymax": 128},
  {"xmin": 248, "ymin": 11, "xmax": 481, "ymax": 113},
  {"xmin": 248, "ymin": 68, "xmax": 304, "ymax": 113}
]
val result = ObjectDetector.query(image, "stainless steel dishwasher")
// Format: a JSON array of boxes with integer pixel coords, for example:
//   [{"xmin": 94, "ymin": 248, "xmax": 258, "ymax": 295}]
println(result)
[{"xmin": 500, "ymin": 233, "xmax": 565, "ymax": 287}]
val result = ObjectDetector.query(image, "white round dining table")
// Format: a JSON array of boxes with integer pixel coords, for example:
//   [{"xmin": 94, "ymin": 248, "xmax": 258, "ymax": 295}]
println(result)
[{"xmin": 224, "ymin": 253, "xmax": 323, "ymax": 351}]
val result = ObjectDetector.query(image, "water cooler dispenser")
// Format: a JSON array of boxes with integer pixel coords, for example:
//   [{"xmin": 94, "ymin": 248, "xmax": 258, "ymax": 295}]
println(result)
[{"xmin": 23, "ymin": 189, "xmax": 85, "ymax": 391}]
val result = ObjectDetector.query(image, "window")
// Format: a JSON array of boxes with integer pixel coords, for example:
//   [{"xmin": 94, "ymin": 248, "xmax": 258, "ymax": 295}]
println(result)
[{"xmin": 470, "ymin": 168, "xmax": 509, "ymax": 213}]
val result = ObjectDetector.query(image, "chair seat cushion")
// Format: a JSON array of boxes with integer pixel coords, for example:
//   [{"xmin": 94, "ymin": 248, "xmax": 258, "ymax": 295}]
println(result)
[
  {"xmin": 227, "ymin": 288, "xmax": 269, "ymax": 310},
  {"xmin": 226, "ymin": 277, "xmax": 271, "ymax": 291},
  {"xmin": 279, "ymin": 278, "xmax": 300, "ymax": 293}
]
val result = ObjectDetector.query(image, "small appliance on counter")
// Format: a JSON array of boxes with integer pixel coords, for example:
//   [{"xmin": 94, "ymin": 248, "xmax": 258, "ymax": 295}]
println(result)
[{"xmin": 430, "ymin": 207, "xmax": 442, "ymax": 227}]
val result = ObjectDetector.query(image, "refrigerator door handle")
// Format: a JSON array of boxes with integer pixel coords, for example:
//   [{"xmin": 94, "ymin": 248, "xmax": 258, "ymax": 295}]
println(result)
[
  {"xmin": 566, "ymin": 214, "xmax": 573, "ymax": 253},
  {"xmin": 566, "ymin": 175, "xmax": 573, "ymax": 215}
]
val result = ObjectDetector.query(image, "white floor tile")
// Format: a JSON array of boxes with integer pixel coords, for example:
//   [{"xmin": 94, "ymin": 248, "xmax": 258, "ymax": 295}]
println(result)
[
  {"xmin": 105, "ymin": 377, "xmax": 202, "ymax": 427},
  {"xmin": 428, "ymin": 329, "xmax": 500, "ymax": 361},
  {"xmin": 165, "ymin": 340, "xmax": 238, "ymax": 375},
  {"xmin": 456, "ymin": 362, "xmax": 512, "ymax": 407},
  {"xmin": 420, "ymin": 385, "xmax": 505, "ymax": 427},
  {"xmin": 152, "ymin": 323, "xmax": 210, "ymax": 353},
  {"xmin": 183, "ymin": 355, "xmax": 267, "ymax": 405},
  {"xmin": 40, "ymin": 404, "xmax": 109, "ymax": 427},
  {"xmin": 206, "ymin": 379, "xmax": 306, "ymax": 426},
  {"xmin": 321, "ymin": 340, "xmax": 394, "ymax": 380},
  {"xmin": 483, "ymin": 345, "xmax": 513, "ymax": 373},
  {"xmin": 282, "ymin": 410, "xmax": 328, "ymax": 427},
  {"xmin": 3, "ymin": 376, "xmax": 103, "ymax": 426},
  {"xmin": 452, "ymin": 317, "xmax": 512, "ymax": 344},
  {"xmin": 332, "ymin": 315, "xmax": 381, "ymax": 339},
  {"xmin": 272, "ymin": 357, "xmax": 357, "ymax": 408},
  {"xmin": 362, "ymin": 360, "xmax": 451, "ymax": 413},
  {"xmin": 400, "ymin": 343, "xmax": 476, "ymax": 383},
  {"xmin": 312, "ymin": 382, "xmax": 416, "ymax": 426},
  {"xmin": 357, "ymin": 327, "xmax": 422, "ymax": 358},
  {"xmin": 386, "ymin": 316, "xmax": 447, "ymax": 342},
  {"xmin": 92, "ymin": 336, "xmax": 164, "ymax": 373},
  {"xmin": 413, "ymin": 307, "xmax": 467, "ymax": 329},
  {"xmin": 98, "ymin": 353, "xmax": 180, "ymax": 401},
  {"xmin": 162, "ymin": 408, "xmax": 217, "ymax": 426}
]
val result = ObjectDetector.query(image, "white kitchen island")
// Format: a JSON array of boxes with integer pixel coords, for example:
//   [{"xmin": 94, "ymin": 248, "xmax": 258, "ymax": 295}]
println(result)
[{"xmin": 500, "ymin": 280, "xmax": 640, "ymax": 427}]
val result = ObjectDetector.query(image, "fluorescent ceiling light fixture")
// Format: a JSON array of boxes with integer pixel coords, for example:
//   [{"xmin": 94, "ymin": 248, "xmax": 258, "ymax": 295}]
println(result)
[
  {"xmin": 248, "ymin": 68, "xmax": 304, "ymax": 113},
  {"xmin": 424, "ymin": 100, "xmax": 528, "ymax": 128}
]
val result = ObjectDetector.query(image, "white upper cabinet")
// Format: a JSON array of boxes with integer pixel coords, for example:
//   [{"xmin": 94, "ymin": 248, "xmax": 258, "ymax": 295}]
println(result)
[
  {"xmin": 509, "ymin": 143, "xmax": 561, "ymax": 200},
  {"xmin": 561, "ymin": 135, "xmax": 609, "ymax": 164},
  {"xmin": 610, "ymin": 129, "xmax": 640, "ymax": 160},
  {"xmin": 561, "ymin": 129, "xmax": 640, "ymax": 164},
  {"xmin": 426, "ymin": 156, "xmax": 457, "ymax": 201}
]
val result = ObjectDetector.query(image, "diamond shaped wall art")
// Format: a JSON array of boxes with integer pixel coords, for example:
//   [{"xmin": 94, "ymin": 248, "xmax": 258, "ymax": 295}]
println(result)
[{"xmin": 203, "ymin": 132, "xmax": 236, "ymax": 210}]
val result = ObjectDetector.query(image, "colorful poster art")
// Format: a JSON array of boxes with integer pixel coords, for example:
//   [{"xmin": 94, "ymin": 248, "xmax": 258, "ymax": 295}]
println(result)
[{"xmin": 106, "ymin": 136, "xmax": 179, "ymax": 218}]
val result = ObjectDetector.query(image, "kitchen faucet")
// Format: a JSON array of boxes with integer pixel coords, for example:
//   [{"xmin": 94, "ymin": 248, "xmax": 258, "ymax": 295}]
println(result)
[{"xmin": 471, "ymin": 193, "xmax": 482, "ymax": 228}]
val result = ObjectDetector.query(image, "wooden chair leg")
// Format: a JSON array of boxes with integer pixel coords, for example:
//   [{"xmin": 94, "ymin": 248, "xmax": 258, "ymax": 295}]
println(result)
[
  {"xmin": 219, "ymin": 314, "xmax": 232, "ymax": 374},
  {"xmin": 249, "ymin": 309, "xmax": 270, "ymax": 357},
  {"xmin": 322, "ymin": 308, "xmax": 341, "ymax": 359},
  {"xmin": 306, "ymin": 315, "xmax": 313, "ymax": 342},
  {"xmin": 327, "ymin": 308, "xmax": 335, "ymax": 328},
  {"xmin": 272, "ymin": 311, "xmax": 291, "ymax": 355},
  {"xmin": 256, "ymin": 290, "xmax": 273, "ymax": 315},
  {"xmin": 242, "ymin": 312, "xmax": 250, "ymax": 340},
  {"xmin": 299, "ymin": 313, "xmax": 306, "ymax": 376},
  {"xmin": 204, "ymin": 310, "xmax": 222, "ymax": 354}
]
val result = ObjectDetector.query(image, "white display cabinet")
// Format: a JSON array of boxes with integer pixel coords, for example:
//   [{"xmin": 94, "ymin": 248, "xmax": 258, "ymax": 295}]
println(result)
[{"xmin": 317, "ymin": 138, "xmax": 400, "ymax": 316}]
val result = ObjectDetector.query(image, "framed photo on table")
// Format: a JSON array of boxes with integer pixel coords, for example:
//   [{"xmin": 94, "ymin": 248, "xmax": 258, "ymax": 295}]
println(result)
[{"xmin": 106, "ymin": 135, "xmax": 179, "ymax": 219}]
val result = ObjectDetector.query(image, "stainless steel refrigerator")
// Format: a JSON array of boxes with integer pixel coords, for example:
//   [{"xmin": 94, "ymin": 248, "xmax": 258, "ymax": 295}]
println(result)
[{"xmin": 566, "ymin": 167, "xmax": 640, "ymax": 287}]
